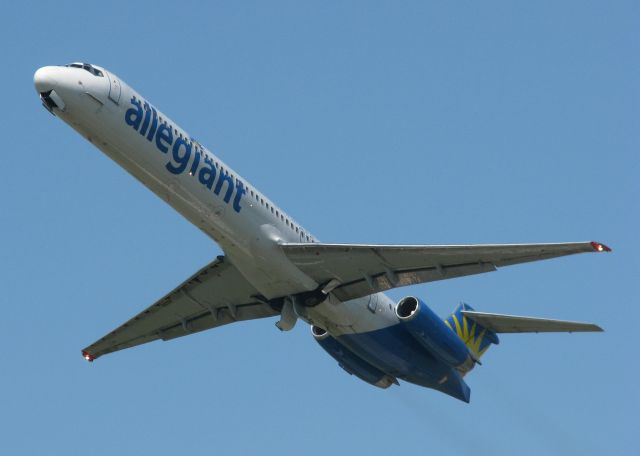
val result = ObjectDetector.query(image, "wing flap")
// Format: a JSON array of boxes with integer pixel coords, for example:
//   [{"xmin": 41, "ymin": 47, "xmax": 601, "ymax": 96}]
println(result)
[
  {"xmin": 461, "ymin": 311, "xmax": 603, "ymax": 333},
  {"xmin": 327, "ymin": 262, "xmax": 496, "ymax": 302}
]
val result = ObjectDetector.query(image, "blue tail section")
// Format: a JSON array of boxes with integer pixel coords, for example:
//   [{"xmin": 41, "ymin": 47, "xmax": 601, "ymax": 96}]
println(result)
[
  {"xmin": 444, "ymin": 303, "xmax": 500, "ymax": 359},
  {"xmin": 435, "ymin": 369, "xmax": 471, "ymax": 403}
]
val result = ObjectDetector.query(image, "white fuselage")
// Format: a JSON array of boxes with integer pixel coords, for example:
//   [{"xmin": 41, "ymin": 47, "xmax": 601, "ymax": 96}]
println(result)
[{"xmin": 35, "ymin": 64, "xmax": 397, "ymax": 336}]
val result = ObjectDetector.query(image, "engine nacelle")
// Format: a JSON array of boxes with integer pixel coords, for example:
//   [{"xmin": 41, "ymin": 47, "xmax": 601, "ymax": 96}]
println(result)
[
  {"xmin": 312, "ymin": 326, "xmax": 396, "ymax": 389},
  {"xmin": 396, "ymin": 296, "xmax": 475, "ymax": 370}
]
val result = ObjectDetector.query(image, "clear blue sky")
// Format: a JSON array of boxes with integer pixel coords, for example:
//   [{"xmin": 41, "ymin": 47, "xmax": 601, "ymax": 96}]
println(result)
[{"xmin": 2, "ymin": 1, "xmax": 637, "ymax": 454}]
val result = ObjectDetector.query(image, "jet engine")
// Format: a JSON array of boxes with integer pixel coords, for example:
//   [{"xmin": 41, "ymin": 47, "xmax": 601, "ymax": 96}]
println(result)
[{"xmin": 396, "ymin": 296, "xmax": 491, "ymax": 372}]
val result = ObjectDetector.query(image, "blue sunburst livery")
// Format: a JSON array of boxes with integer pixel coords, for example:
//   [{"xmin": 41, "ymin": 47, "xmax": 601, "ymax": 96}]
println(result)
[{"xmin": 445, "ymin": 303, "xmax": 500, "ymax": 359}]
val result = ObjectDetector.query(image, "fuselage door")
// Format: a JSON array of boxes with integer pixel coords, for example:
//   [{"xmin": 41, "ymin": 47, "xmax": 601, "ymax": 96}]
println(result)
[{"xmin": 106, "ymin": 72, "xmax": 122, "ymax": 104}]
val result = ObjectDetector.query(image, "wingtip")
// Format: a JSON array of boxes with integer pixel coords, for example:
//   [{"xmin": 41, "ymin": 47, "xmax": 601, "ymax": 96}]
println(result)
[
  {"xmin": 81, "ymin": 350, "xmax": 96, "ymax": 362},
  {"xmin": 590, "ymin": 241, "xmax": 612, "ymax": 253},
  {"xmin": 573, "ymin": 324, "xmax": 604, "ymax": 332}
]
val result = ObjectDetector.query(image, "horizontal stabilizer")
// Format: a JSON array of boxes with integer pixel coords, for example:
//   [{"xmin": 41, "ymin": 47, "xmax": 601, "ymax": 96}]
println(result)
[{"xmin": 461, "ymin": 311, "xmax": 603, "ymax": 334}]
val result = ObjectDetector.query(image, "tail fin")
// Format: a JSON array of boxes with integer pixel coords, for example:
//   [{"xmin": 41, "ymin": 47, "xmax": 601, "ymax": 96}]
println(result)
[{"xmin": 444, "ymin": 303, "xmax": 500, "ymax": 360}]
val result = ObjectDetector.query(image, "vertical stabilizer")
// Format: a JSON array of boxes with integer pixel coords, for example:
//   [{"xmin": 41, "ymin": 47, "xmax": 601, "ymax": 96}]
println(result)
[{"xmin": 444, "ymin": 303, "xmax": 500, "ymax": 360}]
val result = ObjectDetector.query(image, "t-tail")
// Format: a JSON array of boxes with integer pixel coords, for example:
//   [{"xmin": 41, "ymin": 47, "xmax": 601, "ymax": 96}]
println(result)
[
  {"xmin": 445, "ymin": 301, "xmax": 603, "ymax": 361},
  {"xmin": 396, "ymin": 295, "xmax": 602, "ymax": 402},
  {"xmin": 444, "ymin": 303, "xmax": 500, "ymax": 364},
  {"xmin": 443, "ymin": 301, "xmax": 603, "ymax": 401}
]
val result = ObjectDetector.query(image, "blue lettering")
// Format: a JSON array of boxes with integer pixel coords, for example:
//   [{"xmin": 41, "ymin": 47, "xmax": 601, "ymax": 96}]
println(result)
[
  {"xmin": 198, "ymin": 156, "xmax": 217, "ymax": 189},
  {"xmin": 124, "ymin": 98, "xmax": 245, "ymax": 213},
  {"xmin": 189, "ymin": 148, "xmax": 201, "ymax": 176},
  {"xmin": 139, "ymin": 102, "xmax": 152, "ymax": 136},
  {"xmin": 214, "ymin": 171, "xmax": 235, "ymax": 204},
  {"xmin": 125, "ymin": 97, "xmax": 143, "ymax": 130},
  {"xmin": 232, "ymin": 181, "xmax": 246, "ymax": 213},
  {"xmin": 155, "ymin": 122, "xmax": 173, "ymax": 153},
  {"xmin": 146, "ymin": 107, "xmax": 158, "ymax": 141},
  {"xmin": 166, "ymin": 137, "xmax": 192, "ymax": 174}
]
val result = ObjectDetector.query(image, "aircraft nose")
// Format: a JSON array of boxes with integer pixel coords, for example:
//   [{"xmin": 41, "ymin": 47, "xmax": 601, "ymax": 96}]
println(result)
[
  {"xmin": 34, "ymin": 66, "xmax": 59, "ymax": 93},
  {"xmin": 35, "ymin": 66, "xmax": 67, "ymax": 113}
]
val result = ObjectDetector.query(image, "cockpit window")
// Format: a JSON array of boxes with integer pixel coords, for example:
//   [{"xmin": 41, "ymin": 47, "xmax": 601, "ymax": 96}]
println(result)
[{"xmin": 65, "ymin": 62, "xmax": 103, "ymax": 77}]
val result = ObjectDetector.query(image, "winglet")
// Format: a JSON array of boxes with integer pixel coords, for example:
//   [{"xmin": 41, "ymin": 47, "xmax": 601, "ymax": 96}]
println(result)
[
  {"xmin": 82, "ymin": 350, "xmax": 96, "ymax": 362},
  {"xmin": 590, "ymin": 241, "xmax": 612, "ymax": 252}
]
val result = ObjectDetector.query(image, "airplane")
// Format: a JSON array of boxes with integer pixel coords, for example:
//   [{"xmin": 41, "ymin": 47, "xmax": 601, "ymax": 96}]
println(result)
[{"xmin": 34, "ymin": 62, "xmax": 610, "ymax": 402}]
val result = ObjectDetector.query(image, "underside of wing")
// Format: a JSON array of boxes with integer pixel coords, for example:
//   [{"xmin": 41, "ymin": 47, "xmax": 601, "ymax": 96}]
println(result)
[
  {"xmin": 280, "ymin": 241, "xmax": 611, "ymax": 302},
  {"xmin": 82, "ymin": 257, "xmax": 279, "ymax": 361}
]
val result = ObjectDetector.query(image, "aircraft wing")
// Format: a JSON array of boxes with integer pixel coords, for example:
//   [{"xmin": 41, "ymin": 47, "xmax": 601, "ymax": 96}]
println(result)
[
  {"xmin": 280, "ymin": 241, "xmax": 611, "ymax": 302},
  {"xmin": 82, "ymin": 256, "xmax": 279, "ymax": 361}
]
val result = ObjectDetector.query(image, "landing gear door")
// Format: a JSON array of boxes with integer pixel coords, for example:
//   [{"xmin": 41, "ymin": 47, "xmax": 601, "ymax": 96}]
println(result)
[{"xmin": 106, "ymin": 72, "xmax": 122, "ymax": 104}]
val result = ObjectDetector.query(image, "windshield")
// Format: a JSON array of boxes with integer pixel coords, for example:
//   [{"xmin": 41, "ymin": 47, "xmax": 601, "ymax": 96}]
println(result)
[{"xmin": 65, "ymin": 63, "xmax": 103, "ymax": 77}]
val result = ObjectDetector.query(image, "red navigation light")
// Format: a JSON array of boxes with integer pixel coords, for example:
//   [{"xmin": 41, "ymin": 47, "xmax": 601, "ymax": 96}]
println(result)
[
  {"xmin": 82, "ymin": 351, "xmax": 95, "ymax": 362},
  {"xmin": 590, "ymin": 241, "xmax": 612, "ymax": 253}
]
